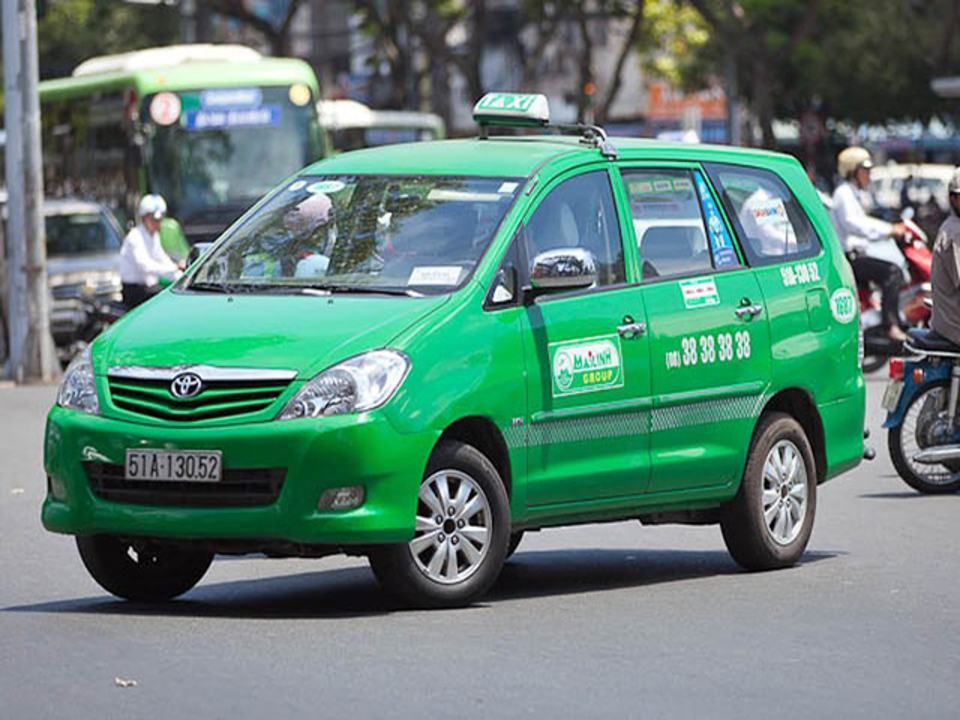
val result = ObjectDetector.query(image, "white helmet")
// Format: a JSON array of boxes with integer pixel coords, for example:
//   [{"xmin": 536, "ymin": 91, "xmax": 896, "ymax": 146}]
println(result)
[
  {"xmin": 837, "ymin": 146, "xmax": 873, "ymax": 179},
  {"xmin": 138, "ymin": 193, "xmax": 167, "ymax": 220},
  {"xmin": 948, "ymin": 167, "xmax": 960, "ymax": 195}
]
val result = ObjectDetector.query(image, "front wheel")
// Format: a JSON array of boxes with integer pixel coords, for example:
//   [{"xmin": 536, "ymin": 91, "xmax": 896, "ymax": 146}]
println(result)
[
  {"xmin": 76, "ymin": 535, "xmax": 213, "ymax": 601},
  {"xmin": 721, "ymin": 412, "xmax": 817, "ymax": 570},
  {"xmin": 888, "ymin": 381, "xmax": 960, "ymax": 493},
  {"xmin": 368, "ymin": 441, "xmax": 510, "ymax": 608}
]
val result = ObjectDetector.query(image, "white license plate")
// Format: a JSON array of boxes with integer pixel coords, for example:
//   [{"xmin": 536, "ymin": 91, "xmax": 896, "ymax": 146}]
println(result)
[
  {"xmin": 125, "ymin": 449, "xmax": 222, "ymax": 482},
  {"xmin": 882, "ymin": 380, "xmax": 904, "ymax": 412}
]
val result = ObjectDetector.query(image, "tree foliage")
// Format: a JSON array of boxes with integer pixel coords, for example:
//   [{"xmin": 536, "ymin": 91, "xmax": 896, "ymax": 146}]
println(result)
[{"xmin": 37, "ymin": 0, "xmax": 178, "ymax": 79}]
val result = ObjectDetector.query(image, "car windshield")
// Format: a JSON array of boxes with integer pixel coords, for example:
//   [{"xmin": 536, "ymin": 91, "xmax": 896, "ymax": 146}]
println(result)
[
  {"xmin": 187, "ymin": 175, "xmax": 523, "ymax": 295},
  {"xmin": 45, "ymin": 212, "xmax": 121, "ymax": 256},
  {"xmin": 145, "ymin": 86, "xmax": 320, "ymax": 225}
]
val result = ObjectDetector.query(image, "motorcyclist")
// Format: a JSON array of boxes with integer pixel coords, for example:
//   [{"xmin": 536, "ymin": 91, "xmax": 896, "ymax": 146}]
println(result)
[
  {"xmin": 929, "ymin": 168, "xmax": 960, "ymax": 347},
  {"xmin": 831, "ymin": 146, "xmax": 908, "ymax": 342},
  {"xmin": 119, "ymin": 194, "xmax": 183, "ymax": 308}
]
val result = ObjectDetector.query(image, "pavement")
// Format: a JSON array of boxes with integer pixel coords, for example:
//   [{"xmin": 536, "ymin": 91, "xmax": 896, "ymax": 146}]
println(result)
[{"xmin": 1, "ymin": 378, "xmax": 958, "ymax": 719}]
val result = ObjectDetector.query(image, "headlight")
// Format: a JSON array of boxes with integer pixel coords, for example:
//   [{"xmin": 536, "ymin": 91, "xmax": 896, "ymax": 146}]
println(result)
[
  {"xmin": 278, "ymin": 350, "xmax": 409, "ymax": 420},
  {"xmin": 56, "ymin": 345, "xmax": 100, "ymax": 415}
]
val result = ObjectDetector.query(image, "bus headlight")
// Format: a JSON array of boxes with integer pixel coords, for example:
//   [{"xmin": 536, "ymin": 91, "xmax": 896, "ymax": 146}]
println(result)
[
  {"xmin": 278, "ymin": 350, "xmax": 409, "ymax": 420},
  {"xmin": 56, "ymin": 346, "xmax": 100, "ymax": 415}
]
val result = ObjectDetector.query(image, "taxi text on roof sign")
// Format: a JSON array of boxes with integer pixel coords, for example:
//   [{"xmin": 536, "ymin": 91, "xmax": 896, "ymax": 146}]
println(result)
[{"xmin": 473, "ymin": 92, "xmax": 550, "ymax": 127}]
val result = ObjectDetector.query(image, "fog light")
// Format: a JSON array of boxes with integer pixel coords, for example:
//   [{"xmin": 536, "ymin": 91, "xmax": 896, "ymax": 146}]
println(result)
[
  {"xmin": 47, "ymin": 474, "xmax": 66, "ymax": 501},
  {"xmin": 318, "ymin": 486, "xmax": 365, "ymax": 510}
]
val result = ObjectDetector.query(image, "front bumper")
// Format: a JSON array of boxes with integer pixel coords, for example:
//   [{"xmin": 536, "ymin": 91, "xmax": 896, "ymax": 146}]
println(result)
[{"xmin": 42, "ymin": 405, "xmax": 438, "ymax": 546}]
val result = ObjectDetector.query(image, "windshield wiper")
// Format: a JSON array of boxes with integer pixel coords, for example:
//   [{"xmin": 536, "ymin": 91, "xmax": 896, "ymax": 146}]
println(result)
[
  {"xmin": 188, "ymin": 281, "xmax": 232, "ymax": 293},
  {"xmin": 300, "ymin": 284, "xmax": 423, "ymax": 298}
]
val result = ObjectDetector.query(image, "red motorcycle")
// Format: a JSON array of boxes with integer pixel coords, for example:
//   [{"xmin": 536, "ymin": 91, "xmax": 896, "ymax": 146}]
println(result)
[{"xmin": 859, "ymin": 212, "xmax": 932, "ymax": 372}]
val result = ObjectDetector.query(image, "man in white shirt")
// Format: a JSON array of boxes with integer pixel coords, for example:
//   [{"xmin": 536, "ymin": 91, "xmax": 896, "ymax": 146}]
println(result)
[
  {"xmin": 831, "ymin": 146, "xmax": 907, "ymax": 342},
  {"xmin": 119, "ymin": 194, "xmax": 182, "ymax": 308}
]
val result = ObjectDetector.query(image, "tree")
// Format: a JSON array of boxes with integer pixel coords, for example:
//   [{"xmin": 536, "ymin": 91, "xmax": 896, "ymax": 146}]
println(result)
[
  {"xmin": 205, "ymin": 0, "xmax": 307, "ymax": 56},
  {"xmin": 37, "ymin": 0, "xmax": 178, "ymax": 79}
]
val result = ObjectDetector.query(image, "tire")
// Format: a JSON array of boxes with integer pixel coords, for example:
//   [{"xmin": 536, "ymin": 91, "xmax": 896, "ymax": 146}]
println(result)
[
  {"xmin": 888, "ymin": 381, "xmax": 960, "ymax": 493},
  {"xmin": 721, "ymin": 412, "xmax": 817, "ymax": 571},
  {"xmin": 368, "ymin": 440, "xmax": 510, "ymax": 608},
  {"xmin": 505, "ymin": 531, "xmax": 524, "ymax": 560},
  {"xmin": 861, "ymin": 355, "xmax": 887, "ymax": 374},
  {"xmin": 76, "ymin": 535, "xmax": 213, "ymax": 602}
]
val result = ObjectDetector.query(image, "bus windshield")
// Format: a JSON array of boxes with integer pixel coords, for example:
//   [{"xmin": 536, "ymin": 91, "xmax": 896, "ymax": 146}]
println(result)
[{"xmin": 145, "ymin": 86, "xmax": 319, "ymax": 226}]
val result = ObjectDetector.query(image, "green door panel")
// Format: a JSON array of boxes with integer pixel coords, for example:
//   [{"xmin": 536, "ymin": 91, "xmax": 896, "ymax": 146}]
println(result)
[
  {"xmin": 641, "ymin": 268, "xmax": 772, "ymax": 494},
  {"xmin": 521, "ymin": 287, "xmax": 652, "ymax": 506}
]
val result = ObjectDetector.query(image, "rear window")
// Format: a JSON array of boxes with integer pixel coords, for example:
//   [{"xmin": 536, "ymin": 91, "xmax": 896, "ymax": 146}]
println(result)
[
  {"xmin": 705, "ymin": 163, "xmax": 820, "ymax": 266},
  {"xmin": 45, "ymin": 212, "xmax": 121, "ymax": 256}
]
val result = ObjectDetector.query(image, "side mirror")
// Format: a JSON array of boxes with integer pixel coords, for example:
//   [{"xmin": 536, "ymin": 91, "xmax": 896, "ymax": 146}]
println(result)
[
  {"xmin": 186, "ymin": 242, "xmax": 214, "ymax": 267},
  {"xmin": 529, "ymin": 248, "xmax": 597, "ymax": 293}
]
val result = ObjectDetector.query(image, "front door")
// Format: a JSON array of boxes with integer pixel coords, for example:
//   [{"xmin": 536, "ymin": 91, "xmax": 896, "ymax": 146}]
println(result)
[
  {"xmin": 520, "ymin": 169, "xmax": 652, "ymax": 507},
  {"xmin": 616, "ymin": 165, "xmax": 772, "ymax": 495}
]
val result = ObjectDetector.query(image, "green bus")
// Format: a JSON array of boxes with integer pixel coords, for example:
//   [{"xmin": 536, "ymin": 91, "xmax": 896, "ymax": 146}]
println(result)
[{"xmin": 39, "ymin": 44, "xmax": 324, "ymax": 249}]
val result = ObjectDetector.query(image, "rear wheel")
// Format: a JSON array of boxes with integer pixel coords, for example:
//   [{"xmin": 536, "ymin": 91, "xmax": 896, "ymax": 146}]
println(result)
[
  {"xmin": 368, "ymin": 441, "xmax": 510, "ymax": 608},
  {"xmin": 76, "ymin": 535, "xmax": 213, "ymax": 601},
  {"xmin": 888, "ymin": 381, "xmax": 960, "ymax": 493},
  {"xmin": 721, "ymin": 412, "xmax": 817, "ymax": 570}
]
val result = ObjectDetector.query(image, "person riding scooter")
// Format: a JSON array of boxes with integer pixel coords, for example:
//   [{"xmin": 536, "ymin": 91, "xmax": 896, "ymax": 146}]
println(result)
[
  {"xmin": 119, "ymin": 194, "xmax": 183, "ymax": 308},
  {"xmin": 831, "ymin": 146, "xmax": 908, "ymax": 342},
  {"xmin": 930, "ymin": 168, "xmax": 960, "ymax": 347}
]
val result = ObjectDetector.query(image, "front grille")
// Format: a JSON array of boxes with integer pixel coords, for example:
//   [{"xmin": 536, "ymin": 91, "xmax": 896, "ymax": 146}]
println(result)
[
  {"xmin": 107, "ymin": 377, "xmax": 291, "ymax": 422},
  {"xmin": 85, "ymin": 462, "xmax": 285, "ymax": 507}
]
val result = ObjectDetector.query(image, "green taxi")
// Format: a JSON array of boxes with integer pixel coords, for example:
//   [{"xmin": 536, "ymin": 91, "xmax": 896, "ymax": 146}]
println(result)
[{"xmin": 44, "ymin": 93, "xmax": 865, "ymax": 607}]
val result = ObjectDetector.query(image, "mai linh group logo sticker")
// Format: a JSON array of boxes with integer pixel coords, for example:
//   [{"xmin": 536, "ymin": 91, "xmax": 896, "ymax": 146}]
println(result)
[{"xmin": 550, "ymin": 335, "xmax": 624, "ymax": 397}]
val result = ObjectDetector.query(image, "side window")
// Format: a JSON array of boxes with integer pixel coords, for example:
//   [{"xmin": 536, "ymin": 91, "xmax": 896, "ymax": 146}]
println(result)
[
  {"xmin": 524, "ymin": 171, "xmax": 625, "ymax": 286},
  {"xmin": 622, "ymin": 168, "xmax": 736, "ymax": 281},
  {"xmin": 705, "ymin": 163, "xmax": 821, "ymax": 265}
]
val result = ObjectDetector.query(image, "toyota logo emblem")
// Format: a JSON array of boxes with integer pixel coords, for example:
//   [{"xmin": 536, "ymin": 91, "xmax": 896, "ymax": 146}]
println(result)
[{"xmin": 170, "ymin": 372, "xmax": 203, "ymax": 399}]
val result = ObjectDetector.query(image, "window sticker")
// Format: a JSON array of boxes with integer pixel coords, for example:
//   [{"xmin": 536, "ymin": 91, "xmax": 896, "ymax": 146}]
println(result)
[
  {"xmin": 426, "ymin": 189, "xmax": 501, "ymax": 202},
  {"xmin": 694, "ymin": 174, "xmax": 739, "ymax": 269},
  {"xmin": 184, "ymin": 106, "xmax": 281, "ymax": 131},
  {"xmin": 750, "ymin": 198, "xmax": 788, "ymax": 227},
  {"xmin": 672, "ymin": 178, "xmax": 693, "ymax": 191},
  {"xmin": 680, "ymin": 276, "xmax": 720, "ymax": 308},
  {"xmin": 408, "ymin": 266, "xmax": 463, "ymax": 286},
  {"xmin": 306, "ymin": 180, "xmax": 346, "ymax": 194},
  {"xmin": 654, "ymin": 180, "xmax": 673, "ymax": 192},
  {"xmin": 149, "ymin": 92, "xmax": 181, "ymax": 126},
  {"xmin": 287, "ymin": 180, "xmax": 308, "ymax": 192},
  {"xmin": 498, "ymin": 182, "xmax": 519, "ymax": 194},
  {"xmin": 549, "ymin": 335, "xmax": 624, "ymax": 397},
  {"xmin": 200, "ymin": 88, "xmax": 262, "ymax": 110}
]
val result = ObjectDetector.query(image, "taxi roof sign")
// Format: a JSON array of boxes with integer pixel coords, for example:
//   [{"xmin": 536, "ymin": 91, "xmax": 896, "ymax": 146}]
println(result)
[{"xmin": 473, "ymin": 92, "xmax": 550, "ymax": 127}]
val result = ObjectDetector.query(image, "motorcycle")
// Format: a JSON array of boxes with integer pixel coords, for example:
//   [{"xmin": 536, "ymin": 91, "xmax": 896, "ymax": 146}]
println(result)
[
  {"xmin": 57, "ymin": 297, "xmax": 126, "ymax": 366},
  {"xmin": 882, "ymin": 328, "xmax": 960, "ymax": 493},
  {"xmin": 859, "ymin": 210, "xmax": 932, "ymax": 373}
]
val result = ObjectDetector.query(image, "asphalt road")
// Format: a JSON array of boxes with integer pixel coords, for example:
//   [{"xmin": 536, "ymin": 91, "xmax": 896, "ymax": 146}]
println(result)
[{"xmin": 2, "ymin": 378, "xmax": 958, "ymax": 719}]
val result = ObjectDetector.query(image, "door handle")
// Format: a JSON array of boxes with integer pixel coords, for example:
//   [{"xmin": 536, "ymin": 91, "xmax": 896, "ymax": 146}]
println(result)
[
  {"xmin": 735, "ymin": 304, "xmax": 763, "ymax": 320},
  {"xmin": 617, "ymin": 321, "xmax": 647, "ymax": 338}
]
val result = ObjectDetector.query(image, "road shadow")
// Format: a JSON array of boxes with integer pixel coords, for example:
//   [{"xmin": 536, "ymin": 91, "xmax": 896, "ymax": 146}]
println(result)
[
  {"xmin": 3, "ymin": 547, "xmax": 838, "ymax": 619},
  {"xmin": 859, "ymin": 490, "xmax": 959, "ymax": 499}
]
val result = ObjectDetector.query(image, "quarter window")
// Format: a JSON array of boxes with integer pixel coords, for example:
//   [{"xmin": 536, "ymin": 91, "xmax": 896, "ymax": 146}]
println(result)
[
  {"xmin": 523, "ymin": 171, "xmax": 625, "ymax": 287},
  {"xmin": 705, "ymin": 163, "xmax": 820, "ymax": 265}
]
